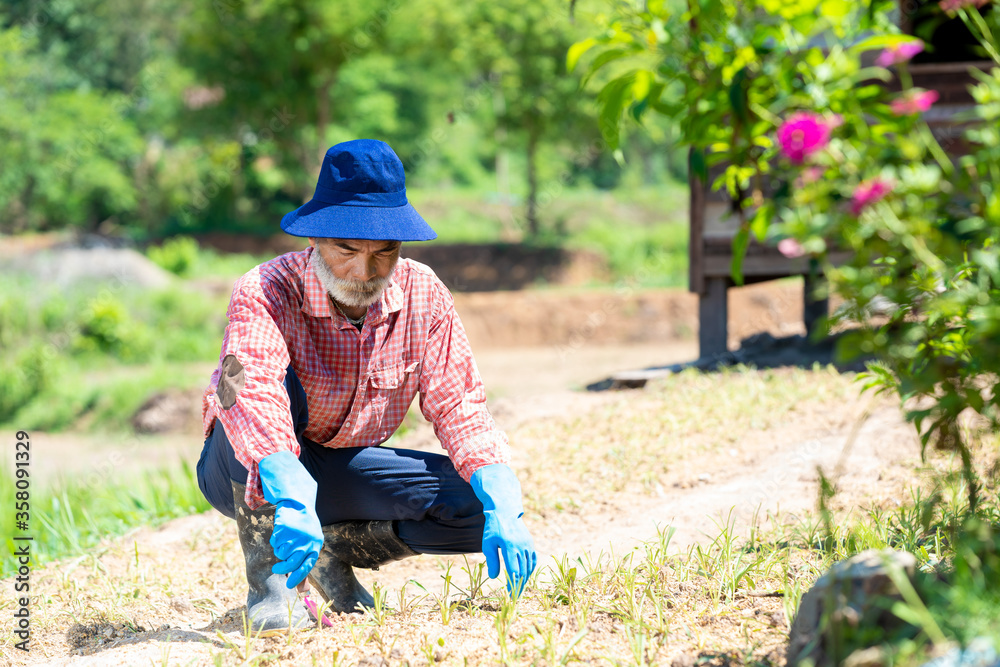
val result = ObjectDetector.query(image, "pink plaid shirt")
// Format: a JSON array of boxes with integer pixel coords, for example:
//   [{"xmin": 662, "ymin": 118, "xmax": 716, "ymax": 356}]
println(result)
[{"xmin": 202, "ymin": 247, "xmax": 510, "ymax": 509}]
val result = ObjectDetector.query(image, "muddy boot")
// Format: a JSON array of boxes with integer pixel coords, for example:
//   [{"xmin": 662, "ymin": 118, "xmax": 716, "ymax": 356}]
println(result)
[
  {"xmin": 307, "ymin": 521, "xmax": 418, "ymax": 614},
  {"xmin": 232, "ymin": 481, "xmax": 311, "ymax": 635}
]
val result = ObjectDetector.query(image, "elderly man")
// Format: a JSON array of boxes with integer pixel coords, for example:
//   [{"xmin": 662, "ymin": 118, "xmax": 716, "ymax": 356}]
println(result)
[{"xmin": 196, "ymin": 139, "xmax": 536, "ymax": 634}]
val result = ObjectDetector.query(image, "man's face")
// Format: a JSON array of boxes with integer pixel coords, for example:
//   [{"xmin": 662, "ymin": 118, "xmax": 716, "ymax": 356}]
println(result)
[{"xmin": 309, "ymin": 237, "xmax": 401, "ymax": 308}]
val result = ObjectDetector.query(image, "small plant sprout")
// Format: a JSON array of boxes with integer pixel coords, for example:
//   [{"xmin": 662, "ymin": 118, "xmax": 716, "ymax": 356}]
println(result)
[
  {"xmin": 551, "ymin": 554, "xmax": 578, "ymax": 607},
  {"xmin": 420, "ymin": 633, "xmax": 436, "ymax": 664},
  {"xmin": 365, "ymin": 581, "xmax": 390, "ymax": 627},
  {"xmin": 434, "ymin": 560, "xmax": 461, "ymax": 624},
  {"xmin": 459, "ymin": 554, "xmax": 487, "ymax": 600}
]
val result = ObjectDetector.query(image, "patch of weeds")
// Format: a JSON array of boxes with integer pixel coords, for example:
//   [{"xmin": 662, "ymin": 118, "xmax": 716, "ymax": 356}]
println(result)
[{"xmin": 0, "ymin": 460, "xmax": 210, "ymax": 577}]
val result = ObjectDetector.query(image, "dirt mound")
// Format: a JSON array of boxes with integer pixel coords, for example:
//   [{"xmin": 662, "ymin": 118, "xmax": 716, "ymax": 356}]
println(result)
[
  {"xmin": 400, "ymin": 243, "xmax": 609, "ymax": 291},
  {"xmin": 454, "ymin": 280, "xmax": 808, "ymax": 349},
  {"xmin": 194, "ymin": 232, "xmax": 612, "ymax": 292},
  {"xmin": 131, "ymin": 389, "xmax": 204, "ymax": 434}
]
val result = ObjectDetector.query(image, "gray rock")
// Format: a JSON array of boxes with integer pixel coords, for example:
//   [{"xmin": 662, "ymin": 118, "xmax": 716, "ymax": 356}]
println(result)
[
  {"xmin": 4, "ymin": 247, "xmax": 173, "ymax": 289},
  {"xmin": 671, "ymin": 653, "xmax": 697, "ymax": 667},
  {"xmin": 787, "ymin": 549, "xmax": 917, "ymax": 667}
]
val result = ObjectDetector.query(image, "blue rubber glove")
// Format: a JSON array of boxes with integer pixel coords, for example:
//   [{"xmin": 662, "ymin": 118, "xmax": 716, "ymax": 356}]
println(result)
[
  {"xmin": 470, "ymin": 463, "xmax": 537, "ymax": 597},
  {"xmin": 257, "ymin": 451, "xmax": 324, "ymax": 589}
]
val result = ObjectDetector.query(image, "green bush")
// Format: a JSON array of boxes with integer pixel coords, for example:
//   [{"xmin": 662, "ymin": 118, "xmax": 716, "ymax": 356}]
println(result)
[
  {"xmin": 0, "ymin": 289, "xmax": 31, "ymax": 348},
  {"xmin": 74, "ymin": 297, "xmax": 153, "ymax": 362},
  {"xmin": 929, "ymin": 517, "xmax": 1000, "ymax": 642},
  {"xmin": 147, "ymin": 236, "xmax": 200, "ymax": 277},
  {"xmin": 0, "ymin": 344, "xmax": 53, "ymax": 417}
]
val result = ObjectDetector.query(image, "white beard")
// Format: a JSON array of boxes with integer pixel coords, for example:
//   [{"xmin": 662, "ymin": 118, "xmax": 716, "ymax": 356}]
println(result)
[{"xmin": 311, "ymin": 250, "xmax": 397, "ymax": 309}]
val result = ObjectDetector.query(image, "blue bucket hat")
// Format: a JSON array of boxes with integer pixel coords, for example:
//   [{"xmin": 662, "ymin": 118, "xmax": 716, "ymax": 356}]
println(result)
[{"xmin": 280, "ymin": 139, "xmax": 437, "ymax": 241}]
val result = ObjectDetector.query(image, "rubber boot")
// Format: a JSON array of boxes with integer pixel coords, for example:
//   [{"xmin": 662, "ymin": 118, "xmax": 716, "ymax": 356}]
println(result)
[
  {"xmin": 232, "ymin": 481, "xmax": 311, "ymax": 635},
  {"xmin": 307, "ymin": 520, "xmax": 418, "ymax": 614}
]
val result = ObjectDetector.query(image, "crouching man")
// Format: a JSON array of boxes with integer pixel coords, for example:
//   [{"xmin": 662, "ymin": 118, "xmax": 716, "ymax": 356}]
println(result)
[{"xmin": 196, "ymin": 139, "xmax": 536, "ymax": 634}]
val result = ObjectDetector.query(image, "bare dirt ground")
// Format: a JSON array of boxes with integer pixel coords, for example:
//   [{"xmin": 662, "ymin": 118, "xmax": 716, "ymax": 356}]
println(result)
[
  {"xmin": 3, "ymin": 362, "xmax": 934, "ymax": 666},
  {"xmin": 1, "ymin": 275, "xmax": 939, "ymax": 667}
]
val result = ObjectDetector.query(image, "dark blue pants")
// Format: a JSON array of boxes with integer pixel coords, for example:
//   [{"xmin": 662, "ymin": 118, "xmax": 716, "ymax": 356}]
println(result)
[{"xmin": 196, "ymin": 366, "xmax": 485, "ymax": 555}]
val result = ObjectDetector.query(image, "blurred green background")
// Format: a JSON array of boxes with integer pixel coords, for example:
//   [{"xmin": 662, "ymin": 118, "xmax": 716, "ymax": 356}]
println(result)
[{"xmin": 0, "ymin": 0, "xmax": 687, "ymax": 241}]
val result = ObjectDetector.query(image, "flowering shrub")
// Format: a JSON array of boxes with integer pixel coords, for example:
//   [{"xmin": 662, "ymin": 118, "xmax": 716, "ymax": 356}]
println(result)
[
  {"xmin": 576, "ymin": 0, "xmax": 1000, "ymax": 505},
  {"xmin": 847, "ymin": 177, "xmax": 893, "ymax": 217},
  {"xmin": 772, "ymin": 20, "xmax": 1000, "ymax": 506}
]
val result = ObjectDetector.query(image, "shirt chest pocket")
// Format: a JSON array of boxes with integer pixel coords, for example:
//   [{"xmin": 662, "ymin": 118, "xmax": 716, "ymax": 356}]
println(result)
[
  {"xmin": 368, "ymin": 361, "xmax": 420, "ymax": 391},
  {"xmin": 367, "ymin": 361, "xmax": 420, "ymax": 436}
]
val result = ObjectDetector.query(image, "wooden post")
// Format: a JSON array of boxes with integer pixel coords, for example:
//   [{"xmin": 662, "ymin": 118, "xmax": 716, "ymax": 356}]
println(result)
[
  {"xmin": 688, "ymin": 149, "xmax": 706, "ymax": 295},
  {"xmin": 699, "ymin": 276, "xmax": 729, "ymax": 358}
]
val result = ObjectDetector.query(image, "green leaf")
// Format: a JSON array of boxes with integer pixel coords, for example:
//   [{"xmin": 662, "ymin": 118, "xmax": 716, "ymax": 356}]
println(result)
[
  {"xmin": 632, "ymin": 69, "xmax": 652, "ymax": 101},
  {"xmin": 750, "ymin": 203, "xmax": 773, "ymax": 241},
  {"xmin": 597, "ymin": 72, "xmax": 639, "ymax": 150},
  {"xmin": 849, "ymin": 34, "xmax": 921, "ymax": 56},
  {"xmin": 728, "ymin": 67, "xmax": 749, "ymax": 125},
  {"xmin": 580, "ymin": 48, "xmax": 635, "ymax": 87},
  {"xmin": 690, "ymin": 148, "xmax": 707, "ymax": 182},
  {"xmin": 730, "ymin": 226, "xmax": 750, "ymax": 286},
  {"xmin": 632, "ymin": 79, "xmax": 664, "ymax": 123},
  {"xmin": 759, "ymin": 0, "xmax": 821, "ymax": 20},
  {"xmin": 567, "ymin": 37, "xmax": 599, "ymax": 73},
  {"xmin": 819, "ymin": 0, "xmax": 850, "ymax": 19}
]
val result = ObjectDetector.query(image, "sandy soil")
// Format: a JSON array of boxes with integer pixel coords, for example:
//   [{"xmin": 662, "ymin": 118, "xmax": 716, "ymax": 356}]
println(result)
[
  {"xmin": 0, "ymin": 274, "xmax": 930, "ymax": 667},
  {"xmin": 2, "ymin": 362, "xmax": 934, "ymax": 667}
]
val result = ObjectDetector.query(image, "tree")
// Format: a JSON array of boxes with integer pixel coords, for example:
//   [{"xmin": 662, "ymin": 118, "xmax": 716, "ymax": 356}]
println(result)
[
  {"xmin": 2, "ymin": 0, "xmax": 180, "ymax": 94},
  {"xmin": 0, "ymin": 24, "xmax": 143, "ymax": 233},
  {"xmin": 178, "ymin": 0, "xmax": 413, "ymax": 198},
  {"xmin": 456, "ymin": 0, "xmax": 603, "ymax": 237}
]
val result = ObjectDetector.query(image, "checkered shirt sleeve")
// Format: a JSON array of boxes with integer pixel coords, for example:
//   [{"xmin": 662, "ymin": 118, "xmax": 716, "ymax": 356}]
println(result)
[{"xmin": 206, "ymin": 269, "xmax": 299, "ymax": 509}]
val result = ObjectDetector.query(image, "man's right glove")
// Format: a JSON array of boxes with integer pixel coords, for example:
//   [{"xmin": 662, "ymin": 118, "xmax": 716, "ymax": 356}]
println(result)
[
  {"xmin": 470, "ymin": 463, "xmax": 537, "ymax": 597},
  {"xmin": 258, "ymin": 450, "xmax": 324, "ymax": 589}
]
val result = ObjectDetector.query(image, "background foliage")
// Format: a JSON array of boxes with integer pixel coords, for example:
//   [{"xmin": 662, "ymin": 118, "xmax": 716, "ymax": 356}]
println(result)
[{"xmin": 0, "ymin": 0, "xmax": 679, "ymax": 240}]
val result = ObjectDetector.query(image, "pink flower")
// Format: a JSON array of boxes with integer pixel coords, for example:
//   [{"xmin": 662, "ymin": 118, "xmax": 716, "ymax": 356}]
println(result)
[
  {"xmin": 850, "ymin": 178, "xmax": 894, "ymax": 216},
  {"xmin": 890, "ymin": 89, "xmax": 940, "ymax": 115},
  {"xmin": 939, "ymin": 0, "xmax": 989, "ymax": 13},
  {"xmin": 875, "ymin": 40, "xmax": 924, "ymax": 67},
  {"xmin": 778, "ymin": 238, "xmax": 805, "ymax": 258},
  {"xmin": 777, "ymin": 112, "xmax": 834, "ymax": 164}
]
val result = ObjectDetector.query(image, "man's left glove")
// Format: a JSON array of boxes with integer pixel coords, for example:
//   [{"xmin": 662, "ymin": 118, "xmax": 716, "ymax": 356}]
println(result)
[
  {"xmin": 470, "ymin": 463, "xmax": 537, "ymax": 597},
  {"xmin": 257, "ymin": 451, "xmax": 324, "ymax": 589}
]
